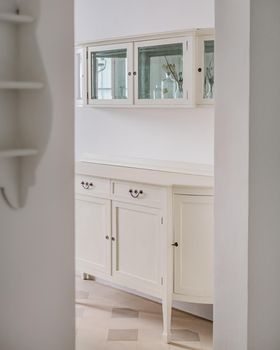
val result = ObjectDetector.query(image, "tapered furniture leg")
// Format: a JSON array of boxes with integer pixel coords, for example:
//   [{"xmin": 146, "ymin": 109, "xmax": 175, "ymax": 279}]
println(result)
[{"xmin": 162, "ymin": 292, "xmax": 172, "ymax": 343}]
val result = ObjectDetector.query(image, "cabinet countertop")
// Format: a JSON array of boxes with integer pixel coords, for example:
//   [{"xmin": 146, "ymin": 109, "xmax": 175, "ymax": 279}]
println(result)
[{"xmin": 76, "ymin": 155, "xmax": 214, "ymax": 188}]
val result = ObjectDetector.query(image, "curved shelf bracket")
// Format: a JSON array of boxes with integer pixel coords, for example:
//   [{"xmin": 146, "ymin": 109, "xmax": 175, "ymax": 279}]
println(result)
[
  {"xmin": 0, "ymin": 149, "xmax": 38, "ymax": 209},
  {"xmin": 0, "ymin": 188, "xmax": 19, "ymax": 209}
]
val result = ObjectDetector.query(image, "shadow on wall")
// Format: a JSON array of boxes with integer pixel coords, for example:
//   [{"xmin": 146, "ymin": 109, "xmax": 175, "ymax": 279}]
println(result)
[{"xmin": 18, "ymin": 0, "xmax": 53, "ymax": 207}]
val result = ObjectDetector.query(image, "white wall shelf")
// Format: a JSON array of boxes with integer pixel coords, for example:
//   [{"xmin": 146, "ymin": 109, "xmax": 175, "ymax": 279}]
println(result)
[
  {"xmin": 0, "ymin": 12, "xmax": 34, "ymax": 24},
  {"xmin": 0, "ymin": 9, "xmax": 40, "ymax": 209},
  {"xmin": 0, "ymin": 81, "xmax": 43, "ymax": 90},
  {"xmin": 0, "ymin": 149, "xmax": 38, "ymax": 159}
]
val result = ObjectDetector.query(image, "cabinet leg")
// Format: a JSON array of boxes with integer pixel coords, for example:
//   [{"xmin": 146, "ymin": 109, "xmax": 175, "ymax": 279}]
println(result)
[{"xmin": 162, "ymin": 295, "xmax": 172, "ymax": 343}]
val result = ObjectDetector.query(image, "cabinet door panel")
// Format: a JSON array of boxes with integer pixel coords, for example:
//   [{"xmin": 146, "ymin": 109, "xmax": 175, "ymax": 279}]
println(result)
[
  {"xmin": 174, "ymin": 195, "xmax": 213, "ymax": 302},
  {"xmin": 75, "ymin": 195, "xmax": 111, "ymax": 275},
  {"xmin": 88, "ymin": 43, "xmax": 133, "ymax": 106},
  {"xmin": 112, "ymin": 201, "xmax": 162, "ymax": 293},
  {"xmin": 134, "ymin": 37, "xmax": 194, "ymax": 106}
]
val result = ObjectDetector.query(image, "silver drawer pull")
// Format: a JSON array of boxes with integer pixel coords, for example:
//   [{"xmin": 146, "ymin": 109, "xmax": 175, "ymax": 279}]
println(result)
[
  {"xmin": 129, "ymin": 189, "xmax": 143, "ymax": 199},
  {"xmin": 81, "ymin": 181, "xmax": 94, "ymax": 190}
]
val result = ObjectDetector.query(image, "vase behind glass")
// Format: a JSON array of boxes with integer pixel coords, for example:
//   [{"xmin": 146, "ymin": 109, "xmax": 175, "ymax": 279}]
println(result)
[{"xmin": 161, "ymin": 72, "xmax": 177, "ymax": 99}]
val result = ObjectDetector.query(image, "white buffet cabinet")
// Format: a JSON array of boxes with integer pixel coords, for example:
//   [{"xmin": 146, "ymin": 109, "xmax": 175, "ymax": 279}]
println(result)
[{"xmin": 75, "ymin": 155, "xmax": 214, "ymax": 342}]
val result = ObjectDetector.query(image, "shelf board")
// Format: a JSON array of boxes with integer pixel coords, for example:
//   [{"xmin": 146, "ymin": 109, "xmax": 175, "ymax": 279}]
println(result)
[
  {"xmin": 0, "ymin": 81, "xmax": 43, "ymax": 90},
  {"xmin": 0, "ymin": 12, "xmax": 34, "ymax": 24},
  {"xmin": 0, "ymin": 149, "xmax": 38, "ymax": 159}
]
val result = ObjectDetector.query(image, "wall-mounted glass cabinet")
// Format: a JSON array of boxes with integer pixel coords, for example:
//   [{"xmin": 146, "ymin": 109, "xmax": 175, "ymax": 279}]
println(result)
[
  {"xmin": 88, "ymin": 43, "xmax": 133, "ymax": 105},
  {"xmin": 196, "ymin": 35, "xmax": 215, "ymax": 104},
  {"xmin": 76, "ymin": 29, "xmax": 214, "ymax": 108}
]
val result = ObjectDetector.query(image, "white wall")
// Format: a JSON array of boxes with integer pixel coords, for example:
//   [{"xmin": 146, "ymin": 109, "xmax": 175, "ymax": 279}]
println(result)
[
  {"xmin": 75, "ymin": 0, "xmax": 215, "ymax": 164},
  {"xmin": 214, "ymin": 0, "xmax": 250, "ymax": 349},
  {"xmin": 0, "ymin": 0, "xmax": 75, "ymax": 349},
  {"xmin": 215, "ymin": 0, "xmax": 280, "ymax": 349},
  {"xmin": 248, "ymin": 0, "xmax": 280, "ymax": 349}
]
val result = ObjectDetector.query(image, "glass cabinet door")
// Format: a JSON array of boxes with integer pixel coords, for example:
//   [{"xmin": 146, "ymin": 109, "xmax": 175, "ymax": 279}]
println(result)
[
  {"xmin": 135, "ymin": 37, "xmax": 192, "ymax": 105},
  {"xmin": 75, "ymin": 47, "xmax": 85, "ymax": 106},
  {"xmin": 197, "ymin": 36, "xmax": 215, "ymax": 104},
  {"xmin": 88, "ymin": 43, "xmax": 133, "ymax": 105}
]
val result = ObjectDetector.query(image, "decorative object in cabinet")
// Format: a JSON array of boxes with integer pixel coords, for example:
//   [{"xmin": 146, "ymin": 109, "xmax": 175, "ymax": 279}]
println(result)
[{"xmin": 0, "ymin": 9, "xmax": 43, "ymax": 208}]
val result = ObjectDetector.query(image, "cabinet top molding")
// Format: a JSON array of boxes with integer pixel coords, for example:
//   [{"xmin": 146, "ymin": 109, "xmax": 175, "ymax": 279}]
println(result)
[
  {"xmin": 76, "ymin": 155, "xmax": 214, "ymax": 188},
  {"xmin": 76, "ymin": 28, "xmax": 215, "ymax": 48}
]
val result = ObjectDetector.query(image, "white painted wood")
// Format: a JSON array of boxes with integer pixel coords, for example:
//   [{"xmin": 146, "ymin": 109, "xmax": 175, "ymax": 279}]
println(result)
[
  {"xmin": 75, "ymin": 174, "xmax": 110, "ymax": 199},
  {"xmin": 75, "ymin": 194, "xmax": 111, "ymax": 275},
  {"xmin": 87, "ymin": 42, "xmax": 133, "ymax": 106},
  {"xmin": 0, "ymin": 81, "xmax": 43, "ymax": 90},
  {"xmin": 173, "ymin": 195, "xmax": 214, "ymax": 303},
  {"xmin": 112, "ymin": 201, "xmax": 163, "ymax": 295},
  {"xmin": 162, "ymin": 187, "xmax": 174, "ymax": 343},
  {"xmin": 76, "ymin": 160, "xmax": 214, "ymax": 188},
  {"xmin": 0, "ymin": 148, "xmax": 38, "ymax": 158},
  {"xmin": 75, "ymin": 159, "xmax": 214, "ymax": 343},
  {"xmin": 81, "ymin": 154, "xmax": 214, "ymax": 176},
  {"xmin": 0, "ymin": 150, "xmax": 38, "ymax": 208},
  {"xmin": 173, "ymin": 185, "xmax": 214, "ymax": 196},
  {"xmin": 0, "ymin": 12, "xmax": 34, "ymax": 24},
  {"xmin": 76, "ymin": 28, "xmax": 214, "ymax": 108},
  {"xmin": 77, "ymin": 29, "xmax": 198, "ymax": 47},
  {"xmin": 111, "ymin": 180, "xmax": 165, "ymax": 208},
  {"xmin": 0, "ymin": 6, "xmax": 43, "ymax": 209},
  {"xmin": 75, "ymin": 47, "xmax": 87, "ymax": 106},
  {"xmin": 0, "ymin": 157, "xmax": 20, "ymax": 209},
  {"xmin": 134, "ymin": 36, "xmax": 193, "ymax": 107}
]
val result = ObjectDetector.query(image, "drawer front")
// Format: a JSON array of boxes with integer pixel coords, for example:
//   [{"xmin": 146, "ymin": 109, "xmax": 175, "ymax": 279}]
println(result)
[
  {"xmin": 112, "ymin": 180, "xmax": 165, "ymax": 208},
  {"xmin": 76, "ymin": 175, "xmax": 110, "ymax": 198}
]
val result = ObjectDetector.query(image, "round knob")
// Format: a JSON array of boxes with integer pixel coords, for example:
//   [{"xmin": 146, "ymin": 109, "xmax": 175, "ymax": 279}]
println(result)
[
  {"xmin": 128, "ymin": 72, "xmax": 132, "ymax": 76},
  {"xmin": 198, "ymin": 67, "xmax": 202, "ymax": 73},
  {"xmin": 105, "ymin": 235, "xmax": 110, "ymax": 240},
  {"xmin": 112, "ymin": 237, "xmax": 116, "ymax": 242},
  {"xmin": 133, "ymin": 72, "xmax": 137, "ymax": 76}
]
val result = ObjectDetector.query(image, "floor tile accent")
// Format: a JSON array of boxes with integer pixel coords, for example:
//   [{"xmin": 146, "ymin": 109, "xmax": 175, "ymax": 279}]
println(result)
[
  {"xmin": 112, "ymin": 307, "xmax": 139, "ymax": 318},
  {"xmin": 75, "ymin": 277, "xmax": 213, "ymax": 349},
  {"xmin": 171, "ymin": 328, "xmax": 200, "ymax": 342},
  {"xmin": 108, "ymin": 329, "xmax": 138, "ymax": 341}
]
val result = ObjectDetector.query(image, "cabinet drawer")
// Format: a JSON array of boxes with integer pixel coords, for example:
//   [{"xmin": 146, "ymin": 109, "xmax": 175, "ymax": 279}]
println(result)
[
  {"xmin": 112, "ymin": 180, "xmax": 165, "ymax": 208},
  {"xmin": 76, "ymin": 175, "xmax": 110, "ymax": 198}
]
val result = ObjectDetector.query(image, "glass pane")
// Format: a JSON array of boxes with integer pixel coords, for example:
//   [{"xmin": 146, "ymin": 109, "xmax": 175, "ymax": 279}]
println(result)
[
  {"xmin": 75, "ymin": 52, "xmax": 83, "ymax": 100},
  {"xmin": 91, "ymin": 49, "xmax": 128, "ymax": 100},
  {"xmin": 203, "ymin": 40, "xmax": 214, "ymax": 99},
  {"xmin": 138, "ymin": 43, "xmax": 183, "ymax": 100}
]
